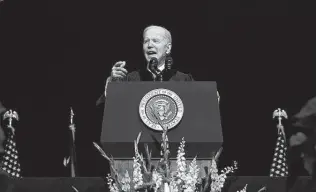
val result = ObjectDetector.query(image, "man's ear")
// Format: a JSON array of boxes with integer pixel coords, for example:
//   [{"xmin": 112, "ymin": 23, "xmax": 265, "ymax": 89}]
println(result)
[{"xmin": 166, "ymin": 43, "xmax": 172, "ymax": 55}]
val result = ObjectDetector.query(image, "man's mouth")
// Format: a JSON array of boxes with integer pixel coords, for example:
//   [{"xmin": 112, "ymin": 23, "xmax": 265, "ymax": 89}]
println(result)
[{"xmin": 147, "ymin": 51, "xmax": 157, "ymax": 55}]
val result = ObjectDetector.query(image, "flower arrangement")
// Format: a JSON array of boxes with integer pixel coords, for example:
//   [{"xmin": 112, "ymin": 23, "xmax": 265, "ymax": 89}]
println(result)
[{"xmin": 93, "ymin": 112, "xmax": 266, "ymax": 192}]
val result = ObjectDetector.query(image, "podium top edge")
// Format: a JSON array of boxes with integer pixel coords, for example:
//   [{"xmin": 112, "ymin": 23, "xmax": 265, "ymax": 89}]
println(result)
[{"xmin": 108, "ymin": 81, "xmax": 218, "ymax": 84}]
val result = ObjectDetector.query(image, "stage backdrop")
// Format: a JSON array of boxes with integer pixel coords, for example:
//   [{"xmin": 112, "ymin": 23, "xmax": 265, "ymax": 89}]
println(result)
[{"xmin": 0, "ymin": 0, "xmax": 316, "ymax": 177}]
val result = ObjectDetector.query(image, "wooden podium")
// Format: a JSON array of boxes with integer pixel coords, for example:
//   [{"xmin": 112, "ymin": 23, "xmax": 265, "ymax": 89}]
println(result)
[{"xmin": 100, "ymin": 82, "xmax": 222, "ymax": 177}]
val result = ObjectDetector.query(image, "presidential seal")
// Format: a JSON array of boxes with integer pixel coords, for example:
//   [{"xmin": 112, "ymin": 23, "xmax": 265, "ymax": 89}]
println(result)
[{"xmin": 139, "ymin": 88, "xmax": 184, "ymax": 131}]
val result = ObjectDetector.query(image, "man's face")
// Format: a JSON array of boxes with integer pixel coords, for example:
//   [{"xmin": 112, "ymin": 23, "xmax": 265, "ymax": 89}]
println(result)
[{"xmin": 143, "ymin": 27, "xmax": 171, "ymax": 64}]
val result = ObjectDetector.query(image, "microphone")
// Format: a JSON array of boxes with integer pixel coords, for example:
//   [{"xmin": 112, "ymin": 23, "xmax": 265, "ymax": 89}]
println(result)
[
  {"xmin": 149, "ymin": 57, "xmax": 159, "ymax": 73},
  {"xmin": 165, "ymin": 56, "xmax": 173, "ymax": 70},
  {"xmin": 157, "ymin": 56, "xmax": 173, "ymax": 81},
  {"xmin": 149, "ymin": 58, "xmax": 160, "ymax": 81}
]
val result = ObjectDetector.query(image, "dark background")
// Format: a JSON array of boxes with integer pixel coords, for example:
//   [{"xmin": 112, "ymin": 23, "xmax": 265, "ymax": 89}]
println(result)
[{"xmin": 0, "ymin": 0, "xmax": 316, "ymax": 177}]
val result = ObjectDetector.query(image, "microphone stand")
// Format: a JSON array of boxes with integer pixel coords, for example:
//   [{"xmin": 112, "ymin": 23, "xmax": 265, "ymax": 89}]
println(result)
[{"xmin": 157, "ymin": 73, "xmax": 163, "ymax": 82}]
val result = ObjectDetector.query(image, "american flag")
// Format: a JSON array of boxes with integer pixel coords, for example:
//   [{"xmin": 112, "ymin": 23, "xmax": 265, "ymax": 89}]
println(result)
[
  {"xmin": 269, "ymin": 125, "xmax": 288, "ymax": 177},
  {"xmin": 0, "ymin": 128, "xmax": 22, "ymax": 178}
]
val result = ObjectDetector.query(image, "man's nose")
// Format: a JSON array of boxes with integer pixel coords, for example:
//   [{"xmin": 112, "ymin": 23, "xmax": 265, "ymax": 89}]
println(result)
[{"xmin": 147, "ymin": 40, "xmax": 153, "ymax": 48}]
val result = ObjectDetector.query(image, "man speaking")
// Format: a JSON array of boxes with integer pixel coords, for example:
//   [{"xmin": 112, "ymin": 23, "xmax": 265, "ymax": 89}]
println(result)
[
  {"xmin": 96, "ymin": 25, "xmax": 194, "ymax": 105},
  {"xmin": 93, "ymin": 25, "xmax": 220, "ymax": 177},
  {"xmin": 93, "ymin": 25, "xmax": 197, "ymax": 176}
]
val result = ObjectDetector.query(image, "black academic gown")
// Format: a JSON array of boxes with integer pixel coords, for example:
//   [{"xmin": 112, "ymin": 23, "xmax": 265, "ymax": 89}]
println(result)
[{"xmin": 96, "ymin": 68, "xmax": 194, "ymax": 106}]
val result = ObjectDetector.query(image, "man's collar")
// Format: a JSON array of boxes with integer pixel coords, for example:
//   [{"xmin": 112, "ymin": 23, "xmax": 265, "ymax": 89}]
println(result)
[
  {"xmin": 140, "ymin": 65, "xmax": 176, "ymax": 81},
  {"xmin": 158, "ymin": 64, "xmax": 165, "ymax": 72}
]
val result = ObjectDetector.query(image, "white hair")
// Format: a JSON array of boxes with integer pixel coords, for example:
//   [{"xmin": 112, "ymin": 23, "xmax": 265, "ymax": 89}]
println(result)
[{"xmin": 143, "ymin": 25, "xmax": 172, "ymax": 44}]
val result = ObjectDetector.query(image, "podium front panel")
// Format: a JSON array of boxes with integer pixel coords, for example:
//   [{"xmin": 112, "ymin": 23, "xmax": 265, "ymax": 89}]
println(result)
[{"xmin": 101, "ymin": 82, "xmax": 222, "ymax": 159}]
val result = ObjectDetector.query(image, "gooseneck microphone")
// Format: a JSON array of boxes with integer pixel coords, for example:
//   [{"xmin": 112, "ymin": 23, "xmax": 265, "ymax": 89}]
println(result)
[
  {"xmin": 165, "ymin": 56, "xmax": 173, "ymax": 70},
  {"xmin": 149, "ymin": 57, "xmax": 174, "ymax": 81},
  {"xmin": 159, "ymin": 56, "xmax": 173, "ymax": 81},
  {"xmin": 149, "ymin": 57, "xmax": 161, "ymax": 81},
  {"xmin": 149, "ymin": 57, "xmax": 158, "ymax": 73}
]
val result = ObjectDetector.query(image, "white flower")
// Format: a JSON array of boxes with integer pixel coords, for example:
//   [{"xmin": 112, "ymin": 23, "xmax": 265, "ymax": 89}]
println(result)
[
  {"xmin": 132, "ymin": 157, "xmax": 143, "ymax": 189},
  {"xmin": 183, "ymin": 157, "xmax": 199, "ymax": 192},
  {"xmin": 209, "ymin": 159, "xmax": 238, "ymax": 192},
  {"xmin": 172, "ymin": 138, "xmax": 201, "ymax": 192},
  {"xmin": 152, "ymin": 170, "xmax": 163, "ymax": 192},
  {"xmin": 106, "ymin": 174, "xmax": 119, "ymax": 192},
  {"xmin": 104, "ymin": 133, "xmax": 244, "ymax": 192},
  {"xmin": 121, "ymin": 170, "xmax": 131, "ymax": 192},
  {"xmin": 175, "ymin": 138, "xmax": 187, "ymax": 187},
  {"xmin": 170, "ymin": 178, "xmax": 180, "ymax": 192}
]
